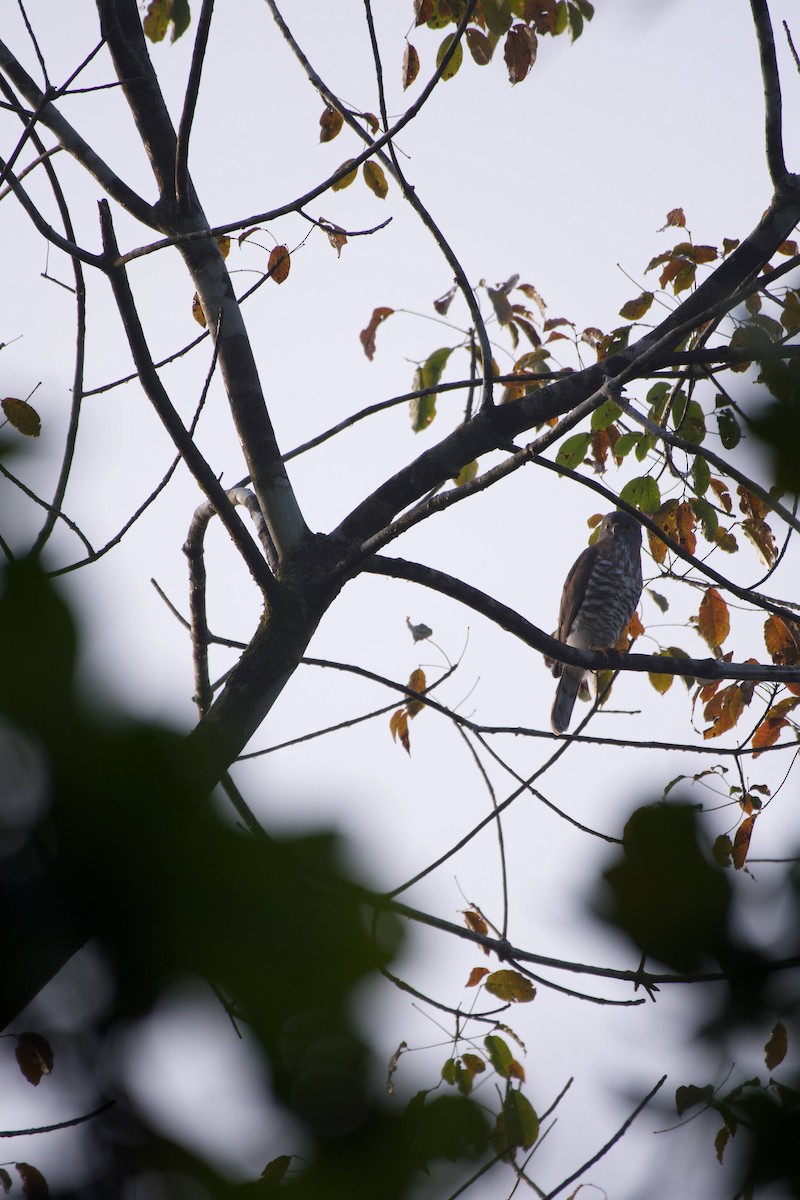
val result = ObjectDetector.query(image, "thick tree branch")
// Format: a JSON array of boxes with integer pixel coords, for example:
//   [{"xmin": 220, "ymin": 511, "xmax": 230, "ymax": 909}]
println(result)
[
  {"xmin": 98, "ymin": 0, "xmax": 311, "ymax": 559},
  {"xmin": 333, "ymin": 188, "xmax": 800, "ymax": 549},
  {"xmin": 98, "ymin": 200, "xmax": 278, "ymax": 599}
]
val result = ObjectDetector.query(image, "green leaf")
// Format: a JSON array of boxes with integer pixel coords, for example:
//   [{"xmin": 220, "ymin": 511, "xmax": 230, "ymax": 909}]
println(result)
[
  {"xmin": 410, "ymin": 348, "xmax": 453, "ymax": 433},
  {"xmin": 614, "ymin": 432, "xmax": 639, "ymax": 458},
  {"xmin": 483, "ymin": 0, "xmax": 514, "ymax": 36},
  {"xmin": 484, "ymin": 1034, "xmax": 513, "ymax": 1078},
  {"xmin": 590, "ymin": 398, "xmax": 622, "ymax": 431},
  {"xmin": 484, "ymin": 970, "xmax": 536, "ymax": 1003},
  {"xmin": 676, "ymin": 398, "xmax": 706, "ymax": 445},
  {"xmin": 419, "ymin": 346, "xmax": 452, "ymax": 390},
  {"xmin": 567, "ymin": 2, "xmax": 584, "ymax": 40},
  {"xmin": 619, "ymin": 475, "xmax": 661, "ymax": 513},
  {"xmin": 555, "ymin": 432, "xmax": 591, "ymax": 469},
  {"xmin": 692, "ymin": 496, "xmax": 719, "ymax": 542},
  {"xmin": 492, "ymin": 1091, "xmax": 539, "ymax": 1156},
  {"xmin": 634, "ymin": 432, "xmax": 654, "ymax": 462},
  {"xmin": 442, "ymin": 1057, "xmax": 458, "ymax": 1085},
  {"xmin": 692, "ymin": 455, "xmax": 710, "ymax": 496},
  {"xmin": 717, "ymin": 408, "xmax": 741, "ymax": 449},
  {"xmin": 437, "ymin": 33, "xmax": 464, "ymax": 80},
  {"xmin": 647, "ymin": 381, "xmax": 670, "ymax": 423}
]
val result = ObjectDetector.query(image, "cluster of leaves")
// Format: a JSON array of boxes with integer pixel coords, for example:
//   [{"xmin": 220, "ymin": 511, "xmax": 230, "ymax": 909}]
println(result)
[
  {"xmin": 430, "ymin": 912, "xmax": 540, "ymax": 1161},
  {"xmin": 191, "ymin": 234, "xmax": 291, "ymax": 327},
  {"xmin": 406, "ymin": 0, "xmax": 595, "ymax": 88},
  {"xmin": 675, "ymin": 1023, "xmax": 800, "ymax": 1195}
]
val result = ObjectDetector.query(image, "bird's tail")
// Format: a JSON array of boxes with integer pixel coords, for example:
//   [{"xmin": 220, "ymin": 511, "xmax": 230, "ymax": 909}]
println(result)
[{"xmin": 551, "ymin": 667, "xmax": 583, "ymax": 734}]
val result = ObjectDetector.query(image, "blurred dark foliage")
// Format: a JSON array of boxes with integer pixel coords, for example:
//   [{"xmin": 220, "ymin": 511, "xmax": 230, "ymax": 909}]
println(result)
[
  {"xmin": 0, "ymin": 559, "xmax": 489, "ymax": 1197},
  {"xmin": 595, "ymin": 800, "xmax": 800, "ymax": 1198}
]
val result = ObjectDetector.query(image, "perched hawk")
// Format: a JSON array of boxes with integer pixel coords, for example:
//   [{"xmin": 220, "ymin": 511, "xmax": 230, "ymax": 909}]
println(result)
[{"xmin": 550, "ymin": 511, "xmax": 643, "ymax": 734}]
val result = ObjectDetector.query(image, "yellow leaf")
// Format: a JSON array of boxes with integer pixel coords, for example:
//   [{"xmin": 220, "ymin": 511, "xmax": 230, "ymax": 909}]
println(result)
[
  {"xmin": 142, "ymin": 0, "xmax": 169, "ymax": 41},
  {"xmin": 405, "ymin": 668, "xmax": 426, "ymax": 717},
  {"xmin": 648, "ymin": 652, "xmax": 673, "ymax": 695},
  {"xmin": 363, "ymin": 160, "xmax": 388, "ymax": 199},
  {"xmin": 191, "ymin": 293, "xmax": 206, "ymax": 326},
  {"xmin": 331, "ymin": 159, "xmax": 358, "ymax": 191},
  {"xmin": 1, "ymin": 397, "xmax": 41, "ymax": 437},
  {"xmin": 619, "ymin": 291, "xmax": 654, "ymax": 321},
  {"xmin": 216, "ymin": 234, "xmax": 231, "ymax": 260},
  {"xmin": 452, "ymin": 460, "xmax": 478, "ymax": 487}
]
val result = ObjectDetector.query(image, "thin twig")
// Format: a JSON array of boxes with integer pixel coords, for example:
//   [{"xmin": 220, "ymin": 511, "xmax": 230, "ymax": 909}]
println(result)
[{"xmin": 544, "ymin": 1076, "xmax": 667, "ymax": 1199}]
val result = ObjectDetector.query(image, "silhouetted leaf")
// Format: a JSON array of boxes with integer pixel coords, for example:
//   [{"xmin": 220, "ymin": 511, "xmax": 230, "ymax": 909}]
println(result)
[{"xmin": 14, "ymin": 1033, "xmax": 53, "ymax": 1086}]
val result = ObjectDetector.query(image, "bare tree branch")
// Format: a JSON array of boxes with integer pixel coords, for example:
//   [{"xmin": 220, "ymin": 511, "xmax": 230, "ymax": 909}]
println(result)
[
  {"xmin": 363, "ymin": 554, "xmax": 800, "ymax": 684},
  {"xmin": 750, "ymin": 0, "xmax": 789, "ymax": 186},
  {"xmin": 175, "ymin": 0, "xmax": 214, "ymax": 214}
]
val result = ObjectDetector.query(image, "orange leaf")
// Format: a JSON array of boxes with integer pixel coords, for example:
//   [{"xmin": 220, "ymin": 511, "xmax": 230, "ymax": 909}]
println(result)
[
  {"xmin": 466, "ymin": 966, "xmax": 490, "ymax": 988},
  {"xmin": 697, "ymin": 587, "xmax": 730, "ymax": 651},
  {"xmin": 268, "ymin": 245, "xmax": 290, "ymax": 284},
  {"xmin": 462, "ymin": 910, "xmax": 489, "ymax": 937},
  {"xmin": 676, "ymin": 501, "xmax": 697, "ymax": 554},
  {"xmin": 359, "ymin": 306, "xmax": 394, "ymax": 360},
  {"xmin": 703, "ymin": 683, "xmax": 746, "ymax": 739},
  {"xmin": 732, "ymin": 813, "xmax": 757, "ymax": 869},
  {"xmin": 661, "ymin": 207, "xmax": 686, "ymax": 229},
  {"xmin": 752, "ymin": 697, "xmax": 799, "ymax": 757},
  {"xmin": 319, "ymin": 104, "xmax": 343, "ymax": 142},
  {"xmin": 389, "ymin": 708, "xmax": 410, "ymax": 754},
  {"xmin": 764, "ymin": 615, "xmax": 800, "ymax": 665}
]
